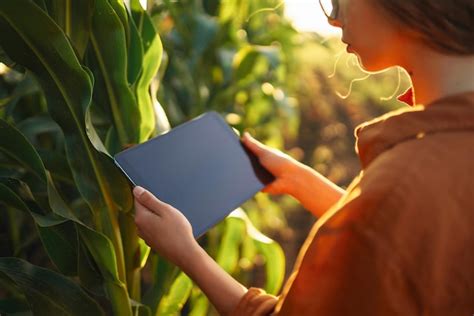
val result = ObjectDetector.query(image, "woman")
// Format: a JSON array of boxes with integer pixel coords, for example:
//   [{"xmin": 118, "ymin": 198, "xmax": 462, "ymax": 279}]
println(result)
[{"xmin": 133, "ymin": 0, "xmax": 474, "ymax": 314}]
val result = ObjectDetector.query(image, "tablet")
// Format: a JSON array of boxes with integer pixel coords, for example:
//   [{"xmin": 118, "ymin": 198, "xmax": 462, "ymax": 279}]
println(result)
[{"xmin": 114, "ymin": 111, "xmax": 275, "ymax": 238}]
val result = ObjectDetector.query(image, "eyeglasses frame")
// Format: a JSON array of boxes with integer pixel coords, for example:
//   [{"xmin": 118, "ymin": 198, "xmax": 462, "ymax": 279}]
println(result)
[{"xmin": 319, "ymin": 0, "xmax": 339, "ymax": 21}]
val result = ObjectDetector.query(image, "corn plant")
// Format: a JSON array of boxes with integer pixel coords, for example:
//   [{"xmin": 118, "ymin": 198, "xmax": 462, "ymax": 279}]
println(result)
[{"xmin": 0, "ymin": 0, "xmax": 288, "ymax": 315}]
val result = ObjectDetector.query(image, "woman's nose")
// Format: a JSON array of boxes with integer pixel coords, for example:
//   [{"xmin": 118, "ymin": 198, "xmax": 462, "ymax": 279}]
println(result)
[{"xmin": 328, "ymin": 17, "xmax": 343, "ymax": 28}]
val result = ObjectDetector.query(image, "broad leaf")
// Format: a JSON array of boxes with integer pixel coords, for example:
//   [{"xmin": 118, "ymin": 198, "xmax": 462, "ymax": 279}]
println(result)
[
  {"xmin": 44, "ymin": 0, "xmax": 95, "ymax": 59},
  {"xmin": 0, "ymin": 119, "xmax": 46, "ymax": 182},
  {"xmin": 216, "ymin": 217, "xmax": 246, "ymax": 273},
  {"xmin": 0, "ymin": 257, "xmax": 104, "ymax": 316},
  {"xmin": 89, "ymin": 0, "xmax": 141, "ymax": 149},
  {"xmin": 130, "ymin": 0, "xmax": 164, "ymax": 141},
  {"xmin": 156, "ymin": 272, "xmax": 193, "ymax": 316},
  {"xmin": 37, "ymin": 221, "xmax": 78, "ymax": 276},
  {"xmin": 229, "ymin": 209, "xmax": 285, "ymax": 295},
  {"xmin": 0, "ymin": 1, "xmax": 131, "ymax": 292},
  {"xmin": 0, "ymin": 99, "xmax": 131, "ymax": 316}
]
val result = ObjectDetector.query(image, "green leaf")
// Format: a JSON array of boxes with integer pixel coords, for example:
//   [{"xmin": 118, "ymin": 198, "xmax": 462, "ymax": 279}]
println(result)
[
  {"xmin": 188, "ymin": 290, "xmax": 209, "ymax": 316},
  {"xmin": 142, "ymin": 256, "xmax": 179, "ymax": 315},
  {"xmin": 37, "ymin": 221, "xmax": 78, "ymax": 276},
  {"xmin": 89, "ymin": 0, "xmax": 141, "ymax": 148},
  {"xmin": 131, "ymin": 299, "xmax": 152, "ymax": 316},
  {"xmin": 0, "ymin": 115, "xmax": 131, "ymax": 315},
  {"xmin": 0, "ymin": 119, "xmax": 47, "ymax": 182},
  {"xmin": 44, "ymin": 0, "xmax": 95, "ymax": 60},
  {"xmin": 254, "ymin": 237, "xmax": 285, "ymax": 295},
  {"xmin": 0, "ymin": 72, "xmax": 40, "ymax": 110},
  {"xmin": 0, "ymin": 119, "xmax": 80, "ymax": 222},
  {"xmin": 229, "ymin": 209, "xmax": 285, "ymax": 295},
  {"xmin": 139, "ymin": 238, "xmax": 151, "ymax": 268},
  {"xmin": 0, "ymin": 257, "xmax": 104, "ymax": 316},
  {"xmin": 78, "ymin": 242, "xmax": 106, "ymax": 297},
  {"xmin": 232, "ymin": 45, "xmax": 280, "ymax": 82},
  {"xmin": 130, "ymin": 0, "xmax": 164, "ymax": 141},
  {"xmin": 37, "ymin": 149, "xmax": 75, "ymax": 187},
  {"xmin": 0, "ymin": 179, "xmax": 65, "ymax": 228},
  {"xmin": 156, "ymin": 272, "xmax": 193, "ymax": 316},
  {"xmin": 119, "ymin": 211, "xmax": 145, "ymax": 300},
  {"xmin": 0, "ymin": 297, "xmax": 31, "ymax": 315},
  {"xmin": 0, "ymin": 178, "xmax": 76, "ymax": 276},
  {"xmin": 126, "ymin": 8, "xmax": 144, "ymax": 86},
  {"xmin": 216, "ymin": 216, "xmax": 246, "ymax": 273},
  {"xmin": 2, "ymin": 178, "xmax": 132, "ymax": 316},
  {"xmin": 16, "ymin": 115, "xmax": 61, "ymax": 144},
  {"xmin": 0, "ymin": 1, "xmax": 131, "ymax": 292},
  {"xmin": 106, "ymin": 0, "xmax": 130, "ymax": 46}
]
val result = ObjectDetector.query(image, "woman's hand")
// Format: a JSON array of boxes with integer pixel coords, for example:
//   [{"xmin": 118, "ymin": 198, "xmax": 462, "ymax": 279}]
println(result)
[
  {"xmin": 242, "ymin": 132, "xmax": 345, "ymax": 217},
  {"xmin": 241, "ymin": 132, "xmax": 303, "ymax": 196},
  {"xmin": 133, "ymin": 186, "xmax": 249, "ymax": 315},
  {"xmin": 133, "ymin": 186, "xmax": 199, "ymax": 268}
]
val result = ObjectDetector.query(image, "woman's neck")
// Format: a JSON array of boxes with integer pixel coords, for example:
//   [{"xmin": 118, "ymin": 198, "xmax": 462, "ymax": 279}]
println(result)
[{"xmin": 403, "ymin": 48, "xmax": 474, "ymax": 106}]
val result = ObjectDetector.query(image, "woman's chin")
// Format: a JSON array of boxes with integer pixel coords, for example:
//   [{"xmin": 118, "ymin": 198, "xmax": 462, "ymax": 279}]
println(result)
[
  {"xmin": 357, "ymin": 57, "xmax": 390, "ymax": 73},
  {"xmin": 346, "ymin": 49, "xmax": 390, "ymax": 73}
]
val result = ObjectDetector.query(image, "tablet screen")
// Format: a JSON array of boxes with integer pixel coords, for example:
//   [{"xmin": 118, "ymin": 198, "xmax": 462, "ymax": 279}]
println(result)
[{"xmin": 114, "ymin": 112, "xmax": 274, "ymax": 238}]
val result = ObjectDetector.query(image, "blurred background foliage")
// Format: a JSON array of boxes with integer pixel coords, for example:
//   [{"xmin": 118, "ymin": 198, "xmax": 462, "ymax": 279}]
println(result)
[{"xmin": 0, "ymin": 0, "xmax": 409, "ymax": 315}]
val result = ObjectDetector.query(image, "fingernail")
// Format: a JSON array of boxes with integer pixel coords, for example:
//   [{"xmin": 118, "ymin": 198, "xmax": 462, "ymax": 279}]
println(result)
[{"xmin": 133, "ymin": 186, "xmax": 146, "ymax": 198}]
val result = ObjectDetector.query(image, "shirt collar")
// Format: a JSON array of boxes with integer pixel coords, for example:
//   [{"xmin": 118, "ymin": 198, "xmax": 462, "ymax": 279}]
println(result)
[{"xmin": 355, "ymin": 91, "xmax": 474, "ymax": 168}]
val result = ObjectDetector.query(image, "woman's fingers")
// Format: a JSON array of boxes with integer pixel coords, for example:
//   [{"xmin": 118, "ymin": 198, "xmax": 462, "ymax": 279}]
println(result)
[
  {"xmin": 133, "ymin": 186, "xmax": 168, "ymax": 216},
  {"xmin": 261, "ymin": 178, "xmax": 285, "ymax": 195},
  {"xmin": 134, "ymin": 198, "xmax": 157, "ymax": 230},
  {"xmin": 242, "ymin": 132, "xmax": 268, "ymax": 157}
]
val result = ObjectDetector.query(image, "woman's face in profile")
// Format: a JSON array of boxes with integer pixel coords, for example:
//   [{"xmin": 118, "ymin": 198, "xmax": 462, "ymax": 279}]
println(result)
[{"xmin": 328, "ymin": 0, "xmax": 408, "ymax": 72}]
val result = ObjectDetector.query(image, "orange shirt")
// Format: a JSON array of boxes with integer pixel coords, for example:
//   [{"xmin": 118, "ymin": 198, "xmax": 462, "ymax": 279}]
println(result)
[{"xmin": 232, "ymin": 92, "xmax": 474, "ymax": 315}]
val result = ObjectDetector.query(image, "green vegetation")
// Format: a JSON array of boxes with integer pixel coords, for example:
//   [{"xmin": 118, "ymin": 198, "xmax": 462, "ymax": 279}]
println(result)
[{"xmin": 0, "ymin": 0, "xmax": 294, "ymax": 315}]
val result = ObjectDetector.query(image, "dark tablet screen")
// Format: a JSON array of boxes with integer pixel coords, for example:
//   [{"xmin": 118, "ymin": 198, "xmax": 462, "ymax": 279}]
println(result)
[{"xmin": 114, "ymin": 111, "xmax": 275, "ymax": 238}]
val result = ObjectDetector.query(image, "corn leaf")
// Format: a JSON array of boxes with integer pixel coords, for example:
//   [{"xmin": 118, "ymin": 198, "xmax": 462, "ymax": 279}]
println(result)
[
  {"xmin": 37, "ymin": 221, "xmax": 79, "ymax": 276},
  {"xmin": 0, "ymin": 103, "xmax": 131, "ymax": 316},
  {"xmin": 0, "ymin": 0, "xmax": 130, "ymax": 287},
  {"xmin": 89, "ymin": 0, "xmax": 141, "ymax": 148},
  {"xmin": 43, "ymin": 0, "xmax": 95, "ymax": 60},
  {"xmin": 229, "ymin": 209, "xmax": 285, "ymax": 295},
  {"xmin": 142, "ymin": 256, "xmax": 179, "ymax": 315},
  {"xmin": 130, "ymin": 0, "xmax": 163, "ymax": 141},
  {"xmin": 216, "ymin": 217, "xmax": 246, "ymax": 273},
  {"xmin": 126, "ymin": 7, "xmax": 144, "ymax": 86},
  {"xmin": 188, "ymin": 290, "xmax": 209, "ymax": 316},
  {"xmin": 0, "ymin": 257, "xmax": 104, "ymax": 316},
  {"xmin": 156, "ymin": 272, "xmax": 193, "ymax": 316}
]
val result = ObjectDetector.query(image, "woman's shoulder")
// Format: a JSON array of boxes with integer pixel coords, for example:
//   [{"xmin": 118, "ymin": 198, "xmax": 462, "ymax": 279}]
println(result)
[
  {"xmin": 355, "ymin": 91, "xmax": 474, "ymax": 169},
  {"xmin": 323, "ymin": 125, "xmax": 474, "ymax": 234}
]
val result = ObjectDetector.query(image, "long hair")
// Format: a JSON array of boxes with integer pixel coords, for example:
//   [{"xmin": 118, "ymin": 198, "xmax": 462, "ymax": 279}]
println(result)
[{"xmin": 376, "ymin": 0, "xmax": 474, "ymax": 55}]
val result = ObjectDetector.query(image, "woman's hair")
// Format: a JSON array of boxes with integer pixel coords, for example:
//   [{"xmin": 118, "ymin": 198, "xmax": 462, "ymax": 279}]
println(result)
[{"xmin": 375, "ymin": 0, "xmax": 474, "ymax": 55}]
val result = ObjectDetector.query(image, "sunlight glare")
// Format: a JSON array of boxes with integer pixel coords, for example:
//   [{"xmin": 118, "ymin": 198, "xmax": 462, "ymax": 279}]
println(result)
[{"xmin": 284, "ymin": 0, "xmax": 341, "ymax": 37}]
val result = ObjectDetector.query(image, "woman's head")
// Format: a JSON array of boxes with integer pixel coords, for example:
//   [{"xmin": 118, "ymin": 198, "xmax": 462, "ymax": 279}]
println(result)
[
  {"xmin": 322, "ymin": 0, "xmax": 474, "ymax": 71},
  {"xmin": 374, "ymin": 0, "xmax": 474, "ymax": 56}
]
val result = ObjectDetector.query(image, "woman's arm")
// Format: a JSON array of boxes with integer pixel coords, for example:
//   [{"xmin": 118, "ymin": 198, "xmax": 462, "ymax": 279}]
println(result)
[
  {"xmin": 133, "ymin": 187, "xmax": 249, "ymax": 315},
  {"xmin": 241, "ymin": 133, "xmax": 344, "ymax": 217},
  {"xmin": 288, "ymin": 163, "xmax": 345, "ymax": 217},
  {"xmin": 180, "ymin": 245, "xmax": 247, "ymax": 315}
]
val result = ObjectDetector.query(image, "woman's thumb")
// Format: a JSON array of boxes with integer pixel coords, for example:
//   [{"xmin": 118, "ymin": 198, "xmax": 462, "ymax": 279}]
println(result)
[
  {"xmin": 242, "ymin": 132, "xmax": 267, "ymax": 156},
  {"xmin": 133, "ymin": 186, "xmax": 167, "ymax": 215}
]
